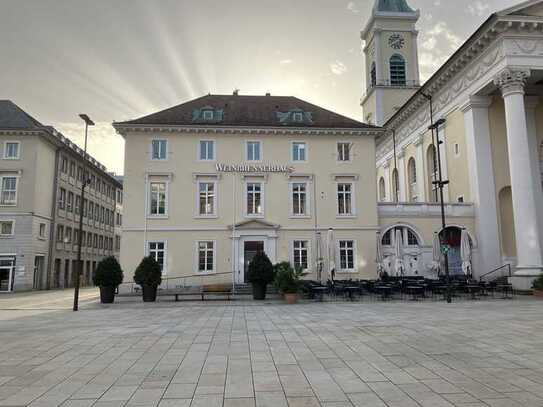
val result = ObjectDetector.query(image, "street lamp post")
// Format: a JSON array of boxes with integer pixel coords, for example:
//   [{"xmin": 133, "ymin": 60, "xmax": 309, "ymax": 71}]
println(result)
[
  {"xmin": 73, "ymin": 114, "xmax": 94, "ymax": 311},
  {"xmin": 422, "ymin": 93, "xmax": 452, "ymax": 303}
]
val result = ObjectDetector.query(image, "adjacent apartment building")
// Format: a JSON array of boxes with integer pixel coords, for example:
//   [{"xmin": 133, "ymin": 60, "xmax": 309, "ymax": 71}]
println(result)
[{"xmin": 0, "ymin": 101, "xmax": 123, "ymax": 292}]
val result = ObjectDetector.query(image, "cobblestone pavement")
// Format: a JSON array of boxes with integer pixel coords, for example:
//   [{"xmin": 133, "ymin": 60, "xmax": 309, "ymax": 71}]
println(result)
[{"xmin": 0, "ymin": 291, "xmax": 543, "ymax": 406}]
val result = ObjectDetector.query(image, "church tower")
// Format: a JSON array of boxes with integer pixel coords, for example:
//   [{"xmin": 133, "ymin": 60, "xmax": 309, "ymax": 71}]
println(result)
[{"xmin": 361, "ymin": 0, "xmax": 421, "ymax": 126}]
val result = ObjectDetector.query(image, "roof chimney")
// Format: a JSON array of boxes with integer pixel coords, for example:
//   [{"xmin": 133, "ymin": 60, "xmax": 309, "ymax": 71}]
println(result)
[
  {"xmin": 233, "ymin": 89, "xmax": 239, "ymax": 96},
  {"xmin": 265, "ymin": 92, "xmax": 271, "ymax": 96}
]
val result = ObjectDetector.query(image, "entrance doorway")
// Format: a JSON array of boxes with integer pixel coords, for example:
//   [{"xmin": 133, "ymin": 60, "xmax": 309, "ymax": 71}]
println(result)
[
  {"xmin": 0, "ymin": 257, "xmax": 15, "ymax": 292},
  {"xmin": 33, "ymin": 256, "xmax": 45, "ymax": 290},
  {"xmin": 439, "ymin": 227, "xmax": 471, "ymax": 276},
  {"xmin": 243, "ymin": 241, "xmax": 264, "ymax": 283}
]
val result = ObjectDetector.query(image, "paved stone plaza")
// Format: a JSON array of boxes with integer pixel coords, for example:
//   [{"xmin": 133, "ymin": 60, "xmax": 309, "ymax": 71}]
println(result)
[{"xmin": 1, "ymin": 290, "xmax": 543, "ymax": 407}]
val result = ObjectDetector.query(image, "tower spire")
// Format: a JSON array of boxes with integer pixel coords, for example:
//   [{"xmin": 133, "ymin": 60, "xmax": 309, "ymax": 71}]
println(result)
[{"xmin": 374, "ymin": 0, "xmax": 415, "ymax": 13}]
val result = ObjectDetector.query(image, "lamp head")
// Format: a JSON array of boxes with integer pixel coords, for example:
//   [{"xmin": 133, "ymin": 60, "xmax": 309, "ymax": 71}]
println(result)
[{"xmin": 79, "ymin": 114, "xmax": 95, "ymax": 126}]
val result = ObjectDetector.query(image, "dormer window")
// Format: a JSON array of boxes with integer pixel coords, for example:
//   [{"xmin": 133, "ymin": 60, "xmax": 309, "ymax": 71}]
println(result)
[
  {"xmin": 202, "ymin": 110, "xmax": 214, "ymax": 121},
  {"xmin": 293, "ymin": 112, "xmax": 303, "ymax": 122},
  {"xmin": 276, "ymin": 109, "xmax": 314, "ymax": 126}
]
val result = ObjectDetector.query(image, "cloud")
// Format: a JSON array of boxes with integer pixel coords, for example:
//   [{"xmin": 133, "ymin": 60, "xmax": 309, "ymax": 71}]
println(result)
[
  {"xmin": 279, "ymin": 59, "xmax": 293, "ymax": 65},
  {"xmin": 418, "ymin": 21, "xmax": 462, "ymax": 80},
  {"xmin": 330, "ymin": 60, "xmax": 348, "ymax": 75},
  {"xmin": 467, "ymin": 1, "xmax": 490, "ymax": 16},
  {"xmin": 347, "ymin": 1, "xmax": 359, "ymax": 13}
]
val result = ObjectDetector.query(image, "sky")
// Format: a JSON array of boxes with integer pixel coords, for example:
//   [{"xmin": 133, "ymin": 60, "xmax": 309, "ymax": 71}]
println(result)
[{"xmin": 0, "ymin": 0, "xmax": 519, "ymax": 175}]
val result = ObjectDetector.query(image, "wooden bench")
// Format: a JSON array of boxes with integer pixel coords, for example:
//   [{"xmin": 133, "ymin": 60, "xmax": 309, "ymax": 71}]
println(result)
[
  {"xmin": 158, "ymin": 288, "xmax": 201, "ymax": 302},
  {"xmin": 201, "ymin": 285, "xmax": 232, "ymax": 301}
]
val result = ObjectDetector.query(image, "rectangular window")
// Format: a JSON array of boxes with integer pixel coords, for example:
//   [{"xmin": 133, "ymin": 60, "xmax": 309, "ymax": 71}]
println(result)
[
  {"xmin": 4, "ymin": 142, "xmax": 20, "ymax": 159},
  {"xmin": 339, "ymin": 240, "xmax": 355, "ymax": 271},
  {"xmin": 151, "ymin": 139, "xmax": 167, "ymax": 160},
  {"xmin": 99, "ymin": 236, "xmax": 104, "ymax": 250},
  {"xmin": 291, "ymin": 183, "xmax": 307, "ymax": 216},
  {"xmin": 150, "ymin": 182, "xmax": 167, "ymax": 216},
  {"xmin": 115, "ymin": 235, "xmax": 121, "ymax": 251},
  {"xmin": 199, "ymin": 182, "xmax": 216, "ymax": 216},
  {"xmin": 87, "ymin": 233, "xmax": 92, "ymax": 247},
  {"xmin": 293, "ymin": 112, "xmax": 304, "ymax": 122},
  {"xmin": 1, "ymin": 177, "xmax": 17, "ymax": 205},
  {"xmin": 457, "ymin": 196, "xmax": 464, "ymax": 203},
  {"xmin": 57, "ymin": 225, "xmax": 64, "ymax": 242},
  {"xmin": 59, "ymin": 188, "xmax": 66, "ymax": 209},
  {"xmin": 61, "ymin": 157, "xmax": 68, "ymax": 173},
  {"xmin": 293, "ymin": 240, "xmax": 309, "ymax": 270},
  {"xmin": 0, "ymin": 221, "xmax": 14, "ymax": 236},
  {"xmin": 93, "ymin": 234, "xmax": 98, "ymax": 248},
  {"xmin": 65, "ymin": 227, "xmax": 72, "ymax": 244},
  {"xmin": 246, "ymin": 141, "xmax": 261, "ymax": 162},
  {"xmin": 292, "ymin": 142, "xmax": 306, "ymax": 162},
  {"xmin": 199, "ymin": 140, "xmax": 215, "ymax": 161},
  {"xmin": 198, "ymin": 241, "xmax": 215, "ymax": 273},
  {"xmin": 69, "ymin": 162, "xmax": 76, "ymax": 178},
  {"xmin": 149, "ymin": 241, "xmax": 166, "ymax": 272},
  {"xmin": 246, "ymin": 182, "xmax": 263, "ymax": 216},
  {"xmin": 202, "ymin": 110, "xmax": 214, "ymax": 121},
  {"xmin": 39, "ymin": 223, "xmax": 46, "ymax": 238},
  {"xmin": 337, "ymin": 143, "xmax": 351, "ymax": 162},
  {"xmin": 337, "ymin": 183, "xmax": 353, "ymax": 216},
  {"xmin": 81, "ymin": 231, "xmax": 86, "ymax": 247},
  {"xmin": 67, "ymin": 191, "xmax": 74, "ymax": 212}
]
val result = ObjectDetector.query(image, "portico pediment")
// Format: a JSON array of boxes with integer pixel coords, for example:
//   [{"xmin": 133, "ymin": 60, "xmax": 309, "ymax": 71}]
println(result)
[
  {"xmin": 229, "ymin": 219, "xmax": 280, "ymax": 230},
  {"xmin": 499, "ymin": 0, "xmax": 543, "ymax": 17}
]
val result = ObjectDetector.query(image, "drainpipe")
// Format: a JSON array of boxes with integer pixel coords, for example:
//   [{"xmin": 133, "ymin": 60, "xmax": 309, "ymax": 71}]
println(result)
[{"xmin": 46, "ymin": 148, "xmax": 61, "ymax": 290}]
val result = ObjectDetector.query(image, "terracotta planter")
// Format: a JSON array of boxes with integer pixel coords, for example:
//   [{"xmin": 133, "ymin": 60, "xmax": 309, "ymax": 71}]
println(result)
[
  {"xmin": 284, "ymin": 293, "xmax": 298, "ymax": 304},
  {"xmin": 533, "ymin": 290, "xmax": 543, "ymax": 298}
]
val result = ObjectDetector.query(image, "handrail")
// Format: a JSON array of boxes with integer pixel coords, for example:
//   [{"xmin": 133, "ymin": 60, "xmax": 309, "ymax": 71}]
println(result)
[
  {"xmin": 117, "ymin": 272, "xmax": 234, "ymax": 295},
  {"xmin": 479, "ymin": 264, "xmax": 511, "ymax": 281}
]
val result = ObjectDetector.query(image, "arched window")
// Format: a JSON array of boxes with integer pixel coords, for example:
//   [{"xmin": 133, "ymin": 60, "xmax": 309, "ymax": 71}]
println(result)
[
  {"xmin": 392, "ymin": 168, "xmax": 399, "ymax": 203},
  {"xmin": 390, "ymin": 54, "xmax": 406, "ymax": 86},
  {"xmin": 407, "ymin": 157, "xmax": 417, "ymax": 202},
  {"xmin": 370, "ymin": 62, "xmax": 377, "ymax": 87},
  {"xmin": 378, "ymin": 177, "xmax": 386, "ymax": 201},
  {"xmin": 382, "ymin": 226, "xmax": 420, "ymax": 247},
  {"xmin": 427, "ymin": 145, "xmax": 438, "ymax": 203}
]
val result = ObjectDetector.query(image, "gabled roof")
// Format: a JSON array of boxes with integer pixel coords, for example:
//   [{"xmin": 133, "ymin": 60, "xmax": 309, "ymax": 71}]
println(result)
[
  {"xmin": 229, "ymin": 219, "xmax": 280, "ymax": 230},
  {"xmin": 498, "ymin": 0, "xmax": 543, "ymax": 16},
  {"xmin": 374, "ymin": 0, "xmax": 415, "ymax": 13},
  {"xmin": 0, "ymin": 100, "xmax": 43, "ymax": 130},
  {"xmin": 115, "ymin": 94, "xmax": 376, "ymax": 130}
]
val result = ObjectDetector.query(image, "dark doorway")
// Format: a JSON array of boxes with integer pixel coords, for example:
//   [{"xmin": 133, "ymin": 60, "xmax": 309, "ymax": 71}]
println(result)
[{"xmin": 244, "ymin": 241, "xmax": 264, "ymax": 282}]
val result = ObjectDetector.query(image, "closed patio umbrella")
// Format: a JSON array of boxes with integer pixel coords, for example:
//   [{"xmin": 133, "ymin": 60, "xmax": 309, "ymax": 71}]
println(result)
[
  {"xmin": 327, "ymin": 229, "xmax": 336, "ymax": 281},
  {"xmin": 460, "ymin": 229, "xmax": 472, "ymax": 278},
  {"xmin": 376, "ymin": 232, "xmax": 384, "ymax": 278},
  {"xmin": 430, "ymin": 232, "xmax": 441, "ymax": 276},
  {"xmin": 394, "ymin": 229, "xmax": 405, "ymax": 276},
  {"xmin": 315, "ymin": 232, "xmax": 324, "ymax": 283}
]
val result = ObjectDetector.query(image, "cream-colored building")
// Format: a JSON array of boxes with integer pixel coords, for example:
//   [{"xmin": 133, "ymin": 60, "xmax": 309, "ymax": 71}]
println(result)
[
  {"xmin": 0, "ymin": 101, "xmax": 123, "ymax": 292},
  {"xmin": 367, "ymin": 0, "xmax": 543, "ymax": 289},
  {"xmin": 115, "ymin": 96, "xmax": 384, "ymax": 286}
]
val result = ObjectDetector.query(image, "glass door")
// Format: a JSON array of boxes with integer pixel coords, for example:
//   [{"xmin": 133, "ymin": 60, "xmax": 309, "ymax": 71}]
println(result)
[
  {"xmin": 0, "ymin": 257, "xmax": 15, "ymax": 292},
  {"xmin": 243, "ymin": 241, "xmax": 264, "ymax": 283}
]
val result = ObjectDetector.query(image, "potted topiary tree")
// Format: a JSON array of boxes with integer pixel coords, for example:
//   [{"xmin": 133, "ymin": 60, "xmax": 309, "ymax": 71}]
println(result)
[
  {"xmin": 273, "ymin": 262, "xmax": 306, "ymax": 304},
  {"xmin": 134, "ymin": 256, "xmax": 162, "ymax": 302},
  {"xmin": 532, "ymin": 274, "xmax": 543, "ymax": 298},
  {"xmin": 93, "ymin": 256, "xmax": 124, "ymax": 304},
  {"xmin": 247, "ymin": 251, "xmax": 275, "ymax": 300}
]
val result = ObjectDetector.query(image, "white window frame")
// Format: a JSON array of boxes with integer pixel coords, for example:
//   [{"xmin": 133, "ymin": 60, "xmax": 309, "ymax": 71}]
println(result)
[
  {"xmin": 196, "ymin": 180, "xmax": 218, "ymax": 218},
  {"xmin": 337, "ymin": 240, "xmax": 357, "ymax": 273},
  {"xmin": 151, "ymin": 139, "xmax": 168, "ymax": 161},
  {"xmin": 202, "ymin": 110, "xmax": 214, "ymax": 121},
  {"xmin": 198, "ymin": 139, "xmax": 216, "ymax": 161},
  {"xmin": 38, "ymin": 223, "xmax": 46, "ymax": 239},
  {"xmin": 0, "ymin": 176, "xmax": 19, "ymax": 206},
  {"xmin": 245, "ymin": 181, "xmax": 264, "ymax": 218},
  {"xmin": 195, "ymin": 240, "xmax": 216, "ymax": 274},
  {"xmin": 336, "ymin": 182, "xmax": 356, "ymax": 217},
  {"xmin": 292, "ymin": 112, "xmax": 304, "ymax": 122},
  {"xmin": 3, "ymin": 141, "xmax": 20, "ymax": 160},
  {"xmin": 245, "ymin": 141, "xmax": 262, "ymax": 162},
  {"xmin": 337, "ymin": 142, "xmax": 352, "ymax": 163},
  {"xmin": 289, "ymin": 181, "xmax": 310, "ymax": 218},
  {"xmin": 457, "ymin": 195, "xmax": 465, "ymax": 203},
  {"xmin": 291, "ymin": 141, "xmax": 307, "ymax": 162},
  {"xmin": 148, "ymin": 181, "xmax": 169, "ymax": 217},
  {"xmin": 291, "ymin": 239, "xmax": 311, "ymax": 272},
  {"xmin": 0, "ymin": 220, "xmax": 15, "ymax": 237},
  {"xmin": 147, "ymin": 240, "xmax": 167, "ymax": 275}
]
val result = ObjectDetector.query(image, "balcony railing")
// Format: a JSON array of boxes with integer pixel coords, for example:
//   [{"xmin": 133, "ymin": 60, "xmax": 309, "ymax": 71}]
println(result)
[
  {"xmin": 378, "ymin": 202, "xmax": 475, "ymax": 218},
  {"xmin": 363, "ymin": 80, "xmax": 421, "ymax": 99}
]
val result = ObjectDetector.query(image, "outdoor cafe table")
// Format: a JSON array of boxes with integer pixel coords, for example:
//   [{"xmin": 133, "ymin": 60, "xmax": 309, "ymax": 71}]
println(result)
[
  {"xmin": 374, "ymin": 285, "xmax": 392, "ymax": 301},
  {"xmin": 312, "ymin": 286, "xmax": 328, "ymax": 302},
  {"xmin": 344, "ymin": 286, "xmax": 359, "ymax": 301},
  {"xmin": 466, "ymin": 284, "xmax": 482, "ymax": 300},
  {"xmin": 406, "ymin": 285, "xmax": 425, "ymax": 301}
]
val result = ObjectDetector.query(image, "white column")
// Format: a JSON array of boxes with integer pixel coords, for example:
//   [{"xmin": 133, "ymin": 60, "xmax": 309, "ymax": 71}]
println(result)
[
  {"xmin": 383, "ymin": 162, "xmax": 391, "ymax": 202},
  {"xmin": 397, "ymin": 148, "xmax": 407, "ymax": 202},
  {"xmin": 411, "ymin": 30, "xmax": 420, "ymax": 85},
  {"xmin": 375, "ymin": 29, "xmax": 383, "ymax": 84},
  {"xmin": 525, "ymin": 97, "xmax": 543, "ymax": 245},
  {"xmin": 414, "ymin": 135, "xmax": 426, "ymax": 202},
  {"xmin": 461, "ymin": 96, "xmax": 502, "ymax": 278},
  {"xmin": 494, "ymin": 69, "xmax": 543, "ymax": 288}
]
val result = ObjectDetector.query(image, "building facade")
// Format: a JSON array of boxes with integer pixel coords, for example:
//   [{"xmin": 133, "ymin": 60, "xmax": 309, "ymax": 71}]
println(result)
[
  {"xmin": 370, "ymin": 0, "xmax": 543, "ymax": 289},
  {"xmin": 115, "ymin": 96, "xmax": 384, "ymax": 286},
  {"xmin": 0, "ymin": 101, "xmax": 122, "ymax": 292}
]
